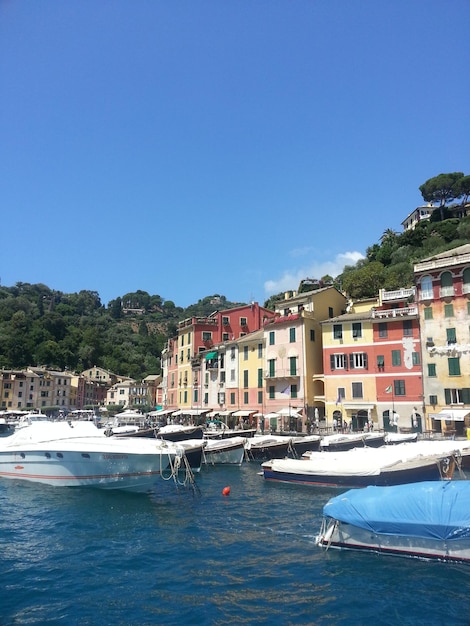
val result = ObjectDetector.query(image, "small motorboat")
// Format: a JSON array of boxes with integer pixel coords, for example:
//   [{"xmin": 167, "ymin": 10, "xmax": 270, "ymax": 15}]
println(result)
[
  {"xmin": 203, "ymin": 436, "xmax": 247, "ymax": 466},
  {"xmin": 320, "ymin": 432, "xmax": 385, "ymax": 451},
  {"xmin": 157, "ymin": 424, "xmax": 204, "ymax": 441},
  {"xmin": 289, "ymin": 434, "xmax": 322, "ymax": 457},
  {"xmin": 262, "ymin": 445, "xmax": 457, "ymax": 488},
  {"xmin": 204, "ymin": 421, "xmax": 256, "ymax": 440},
  {"xmin": 245, "ymin": 435, "xmax": 293, "ymax": 461},
  {"xmin": 316, "ymin": 481, "xmax": 470, "ymax": 563}
]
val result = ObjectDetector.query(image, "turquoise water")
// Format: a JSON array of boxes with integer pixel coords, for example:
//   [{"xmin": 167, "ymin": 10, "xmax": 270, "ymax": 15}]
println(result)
[{"xmin": 1, "ymin": 464, "xmax": 470, "ymax": 625}]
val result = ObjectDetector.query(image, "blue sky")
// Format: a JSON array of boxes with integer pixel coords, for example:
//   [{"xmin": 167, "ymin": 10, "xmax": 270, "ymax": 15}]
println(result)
[{"xmin": 1, "ymin": 1, "xmax": 469, "ymax": 308}]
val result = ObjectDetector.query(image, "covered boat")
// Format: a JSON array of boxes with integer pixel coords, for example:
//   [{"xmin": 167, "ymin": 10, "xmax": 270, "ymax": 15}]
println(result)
[
  {"xmin": 320, "ymin": 432, "xmax": 385, "ymax": 451},
  {"xmin": 203, "ymin": 436, "xmax": 247, "ymax": 466},
  {"xmin": 262, "ymin": 445, "xmax": 456, "ymax": 488},
  {"xmin": 0, "ymin": 418, "xmax": 196, "ymax": 493},
  {"xmin": 245, "ymin": 435, "xmax": 293, "ymax": 461},
  {"xmin": 316, "ymin": 481, "xmax": 470, "ymax": 563}
]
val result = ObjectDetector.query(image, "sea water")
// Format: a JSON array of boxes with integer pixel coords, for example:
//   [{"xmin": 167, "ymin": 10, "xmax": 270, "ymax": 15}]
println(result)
[{"xmin": 1, "ymin": 464, "xmax": 470, "ymax": 626}]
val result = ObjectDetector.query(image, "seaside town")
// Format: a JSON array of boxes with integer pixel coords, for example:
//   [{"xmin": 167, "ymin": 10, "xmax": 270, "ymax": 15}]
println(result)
[{"xmin": 2, "ymin": 238, "xmax": 470, "ymax": 440}]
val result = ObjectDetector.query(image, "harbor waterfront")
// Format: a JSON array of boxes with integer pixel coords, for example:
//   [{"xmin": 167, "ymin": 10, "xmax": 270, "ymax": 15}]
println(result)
[{"xmin": 1, "ymin": 464, "xmax": 470, "ymax": 625}]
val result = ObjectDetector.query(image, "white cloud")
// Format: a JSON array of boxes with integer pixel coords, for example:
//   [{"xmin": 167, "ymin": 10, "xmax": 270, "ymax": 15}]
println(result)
[{"xmin": 264, "ymin": 251, "xmax": 364, "ymax": 296}]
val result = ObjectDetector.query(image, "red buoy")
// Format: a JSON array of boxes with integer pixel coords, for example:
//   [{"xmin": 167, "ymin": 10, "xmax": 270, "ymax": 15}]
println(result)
[{"xmin": 222, "ymin": 486, "xmax": 231, "ymax": 496}]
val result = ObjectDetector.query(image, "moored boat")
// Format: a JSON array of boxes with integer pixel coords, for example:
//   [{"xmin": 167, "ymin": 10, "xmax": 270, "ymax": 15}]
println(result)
[
  {"xmin": 262, "ymin": 445, "xmax": 456, "ymax": 488},
  {"xmin": 203, "ymin": 436, "xmax": 247, "ymax": 466},
  {"xmin": 245, "ymin": 435, "xmax": 293, "ymax": 461},
  {"xmin": 0, "ymin": 418, "xmax": 196, "ymax": 493},
  {"xmin": 316, "ymin": 481, "xmax": 470, "ymax": 563},
  {"xmin": 289, "ymin": 434, "xmax": 322, "ymax": 457},
  {"xmin": 157, "ymin": 424, "xmax": 204, "ymax": 441},
  {"xmin": 320, "ymin": 432, "xmax": 385, "ymax": 451}
]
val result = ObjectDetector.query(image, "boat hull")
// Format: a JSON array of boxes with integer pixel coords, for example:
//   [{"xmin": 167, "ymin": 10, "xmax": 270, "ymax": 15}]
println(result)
[
  {"xmin": 0, "ymin": 448, "xmax": 177, "ymax": 492},
  {"xmin": 316, "ymin": 520, "xmax": 470, "ymax": 563},
  {"xmin": 262, "ymin": 457, "xmax": 452, "ymax": 488},
  {"xmin": 0, "ymin": 421, "xmax": 189, "ymax": 493},
  {"xmin": 203, "ymin": 437, "xmax": 246, "ymax": 465}
]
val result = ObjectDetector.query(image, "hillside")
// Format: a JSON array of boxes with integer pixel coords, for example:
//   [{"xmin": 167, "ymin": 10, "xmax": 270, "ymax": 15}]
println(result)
[{"xmin": 1, "ymin": 213, "xmax": 469, "ymax": 378}]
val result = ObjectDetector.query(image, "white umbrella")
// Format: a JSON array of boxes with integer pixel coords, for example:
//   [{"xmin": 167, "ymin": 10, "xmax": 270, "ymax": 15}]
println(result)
[{"xmin": 277, "ymin": 407, "xmax": 301, "ymax": 417}]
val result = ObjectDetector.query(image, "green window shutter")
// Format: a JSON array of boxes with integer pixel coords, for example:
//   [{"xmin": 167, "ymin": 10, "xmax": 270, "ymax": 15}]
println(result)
[
  {"xmin": 392, "ymin": 350, "xmax": 401, "ymax": 366},
  {"xmin": 424, "ymin": 307, "xmax": 433, "ymax": 320},
  {"xmin": 446, "ymin": 328, "xmax": 457, "ymax": 343},
  {"xmin": 448, "ymin": 357, "xmax": 461, "ymax": 376},
  {"xmin": 428, "ymin": 363, "xmax": 436, "ymax": 377}
]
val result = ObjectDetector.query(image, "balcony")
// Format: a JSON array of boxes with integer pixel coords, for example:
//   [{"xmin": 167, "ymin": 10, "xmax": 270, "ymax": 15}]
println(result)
[
  {"xmin": 415, "ymin": 251, "xmax": 470, "ymax": 273},
  {"xmin": 265, "ymin": 369, "xmax": 300, "ymax": 379},
  {"xmin": 371, "ymin": 305, "xmax": 418, "ymax": 319},
  {"xmin": 381, "ymin": 287, "xmax": 415, "ymax": 302},
  {"xmin": 439, "ymin": 286, "xmax": 455, "ymax": 298}
]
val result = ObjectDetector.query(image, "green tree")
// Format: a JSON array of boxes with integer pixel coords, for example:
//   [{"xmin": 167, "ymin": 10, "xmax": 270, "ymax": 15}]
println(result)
[{"xmin": 419, "ymin": 172, "xmax": 464, "ymax": 220}]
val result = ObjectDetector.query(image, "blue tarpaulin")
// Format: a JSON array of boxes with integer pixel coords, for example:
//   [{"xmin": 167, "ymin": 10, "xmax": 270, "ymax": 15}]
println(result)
[{"xmin": 323, "ymin": 481, "xmax": 470, "ymax": 541}]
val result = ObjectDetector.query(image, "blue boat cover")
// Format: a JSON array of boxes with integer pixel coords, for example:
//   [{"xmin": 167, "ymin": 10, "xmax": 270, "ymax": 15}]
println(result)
[{"xmin": 323, "ymin": 481, "xmax": 470, "ymax": 541}]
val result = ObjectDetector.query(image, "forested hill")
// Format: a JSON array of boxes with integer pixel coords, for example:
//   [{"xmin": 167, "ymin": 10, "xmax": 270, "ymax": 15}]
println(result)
[{"xmin": 1, "ymin": 211, "xmax": 469, "ymax": 379}]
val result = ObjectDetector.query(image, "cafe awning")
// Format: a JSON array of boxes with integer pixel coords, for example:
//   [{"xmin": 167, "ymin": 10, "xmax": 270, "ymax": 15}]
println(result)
[
  {"xmin": 204, "ymin": 351, "xmax": 218, "ymax": 360},
  {"xmin": 232, "ymin": 410, "xmax": 255, "ymax": 417},
  {"xmin": 431, "ymin": 409, "xmax": 470, "ymax": 422}
]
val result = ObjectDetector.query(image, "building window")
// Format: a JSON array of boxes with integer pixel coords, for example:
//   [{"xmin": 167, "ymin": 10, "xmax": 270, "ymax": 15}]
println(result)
[
  {"xmin": 424, "ymin": 307, "xmax": 433, "ymax": 320},
  {"xmin": 440, "ymin": 271, "xmax": 454, "ymax": 297},
  {"xmin": 428, "ymin": 363, "xmax": 436, "ymax": 377},
  {"xmin": 268, "ymin": 385, "xmax": 275, "ymax": 399},
  {"xmin": 230, "ymin": 392, "xmax": 236, "ymax": 404},
  {"xmin": 378, "ymin": 322, "xmax": 387, "ymax": 338},
  {"xmin": 258, "ymin": 343, "xmax": 263, "ymax": 358},
  {"xmin": 349, "ymin": 353, "xmax": 368, "ymax": 369},
  {"xmin": 222, "ymin": 333, "xmax": 229, "ymax": 341},
  {"xmin": 377, "ymin": 355, "xmax": 385, "ymax": 371},
  {"xmin": 448, "ymin": 357, "xmax": 461, "ymax": 376},
  {"xmin": 333, "ymin": 324, "xmax": 343, "ymax": 340},
  {"xmin": 429, "ymin": 394, "xmax": 437, "ymax": 406},
  {"xmin": 330, "ymin": 354, "xmax": 347, "ymax": 370},
  {"xmin": 420, "ymin": 275, "xmax": 433, "ymax": 300},
  {"xmin": 243, "ymin": 370, "xmax": 249, "ymax": 388},
  {"xmin": 352, "ymin": 382, "xmax": 363, "ymax": 398},
  {"xmin": 240, "ymin": 317, "xmax": 248, "ymax": 327},
  {"xmin": 291, "ymin": 384, "xmax": 298, "ymax": 399},
  {"xmin": 328, "ymin": 307, "xmax": 334, "ymax": 318},
  {"xmin": 222, "ymin": 316, "xmax": 229, "ymax": 326},
  {"xmin": 352, "ymin": 322, "xmax": 362, "ymax": 338},
  {"xmin": 444, "ymin": 388, "xmax": 462, "ymax": 404},
  {"xmin": 337, "ymin": 387, "xmax": 345, "ymax": 402},
  {"xmin": 257, "ymin": 368, "xmax": 263, "ymax": 388},
  {"xmin": 202, "ymin": 331, "xmax": 212, "ymax": 342},
  {"xmin": 243, "ymin": 391, "xmax": 249, "ymax": 404},
  {"xmin": 243, "ymin": 346, "xmax": 249, "ymax": 360},
  {"xmin": 394, "ymin": 380, "xmax": 406, "ymax": 396},
  {"xmin": 412, "ymin": 352, "xmax": 420, "ymax": 366},
  {"xmin": 289, "ymin": 356, "xmax": 297, "ymax": 376},
  {"xmin": 446, "ymin": 328, "xmax": 457, "ymax": 344},
  {"xmin": 258, "ymin": 390, "xmax": 263, "ymax": 404},
  {"xmin": 444, "ymin": 304, "xmax": 454, "ymax": 318},
  {"xmin": 268, "ymin": 359, "xmax": 276, "ymax": 377},
  {"xmin": 403, "ymin": 320, "xmax": 413, "ymax": 336},
  {"xmin": 269, "ymin": 331, "xmax": 275, "ymax": 346},
  {"xmin": 391, "ymin": 350, "xmax": 401, "ymax": 366},
  {"xmin": 310, "ymin": 329, "xmax": 315, "ymax": 341},
  {"xmin": 289, "ymin": 327, "xmax": 296, "ymax": 343}
]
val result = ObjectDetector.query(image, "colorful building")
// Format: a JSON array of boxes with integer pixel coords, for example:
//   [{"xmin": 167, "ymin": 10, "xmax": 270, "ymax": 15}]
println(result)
[{"xmin": 414, "ymin": 244, "xmax": 470, "ymax": 436}]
